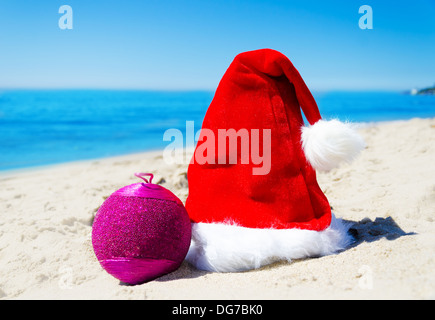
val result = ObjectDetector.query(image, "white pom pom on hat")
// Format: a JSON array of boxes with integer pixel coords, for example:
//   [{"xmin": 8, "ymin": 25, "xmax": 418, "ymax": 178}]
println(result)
[{"xmin": 301, "ymin": 119, "xmax": 366, "ymax": 172}]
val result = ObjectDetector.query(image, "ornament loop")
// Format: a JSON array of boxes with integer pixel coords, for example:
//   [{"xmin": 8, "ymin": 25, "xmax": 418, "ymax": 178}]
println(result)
[{"xmin": 134, "ymin": 173, "xmax": 154, "ymax": 184}]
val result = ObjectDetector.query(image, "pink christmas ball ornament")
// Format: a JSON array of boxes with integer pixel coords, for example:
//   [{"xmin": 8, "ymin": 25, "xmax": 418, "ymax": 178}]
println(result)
[{"xmin": 92, "ymin": 173, "xmax": 192, "ymax": 285}]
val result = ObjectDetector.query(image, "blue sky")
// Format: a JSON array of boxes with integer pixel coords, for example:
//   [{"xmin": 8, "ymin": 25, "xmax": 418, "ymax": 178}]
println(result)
[{"xmin": 0, "ymin": 0, "xmax": 434, "ymax": 91}]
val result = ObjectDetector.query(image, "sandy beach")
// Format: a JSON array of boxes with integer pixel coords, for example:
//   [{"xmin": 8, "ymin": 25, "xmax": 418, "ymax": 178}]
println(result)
[{"xmin": 1, "ymin": 117, "xmax": 434, "ymax": 300}]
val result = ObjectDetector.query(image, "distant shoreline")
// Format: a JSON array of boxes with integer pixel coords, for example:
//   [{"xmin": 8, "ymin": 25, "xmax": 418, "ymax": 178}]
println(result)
[
  {"xmin": 417, "ymin": 86, "xmax": 435, "ymax": 95},
  {"xmin": 408, "ymin": 86, "xmax": 435, "ymax": 95}
]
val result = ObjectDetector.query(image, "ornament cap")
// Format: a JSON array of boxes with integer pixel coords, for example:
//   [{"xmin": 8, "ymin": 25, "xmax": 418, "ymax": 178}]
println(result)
[
  {"xmin": 134, "ymin": 172, "xmax": 154, "ymax": 184},
  {"xmin": 111, "ymin": 172, "xmax": 183, "ymax": 205}
]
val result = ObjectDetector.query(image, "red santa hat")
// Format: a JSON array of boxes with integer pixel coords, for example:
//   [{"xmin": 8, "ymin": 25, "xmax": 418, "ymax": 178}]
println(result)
[{"xmin": 185, "ymin": 49, "xmax": 365, "ymax": 272}]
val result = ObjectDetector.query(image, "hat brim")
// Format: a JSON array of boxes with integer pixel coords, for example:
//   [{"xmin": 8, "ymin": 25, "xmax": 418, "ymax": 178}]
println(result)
[{"xmin": 185, "ymin": 213, "xmax": 353, "ymax": 272}]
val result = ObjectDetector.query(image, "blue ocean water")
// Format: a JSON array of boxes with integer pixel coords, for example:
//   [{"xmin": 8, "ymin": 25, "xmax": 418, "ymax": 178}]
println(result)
[{"xmin": 0, "ymin": 90, "xmax": 434, "ymax": 171}]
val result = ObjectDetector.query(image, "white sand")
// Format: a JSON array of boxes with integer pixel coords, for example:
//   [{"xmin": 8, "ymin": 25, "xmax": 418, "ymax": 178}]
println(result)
[{"xmin": 1, "ymin": 118, "xmax": 435, "ymax": 300}]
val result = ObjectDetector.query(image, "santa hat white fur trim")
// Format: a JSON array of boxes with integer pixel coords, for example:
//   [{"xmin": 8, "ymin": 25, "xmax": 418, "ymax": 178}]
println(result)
[
  {"xmin": 301, "ymin": 119, "xmax": 365, "ymax": 172},
  {"xmin": 186, "ymin": 214, "xmax": 353, "ymax": 272}
]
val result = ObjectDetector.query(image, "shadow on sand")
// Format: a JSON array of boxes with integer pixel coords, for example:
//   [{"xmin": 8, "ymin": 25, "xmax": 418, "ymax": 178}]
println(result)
[{"xmin": 345, "ymin": 216, "xmax": 416, "ymax": 247}]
